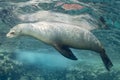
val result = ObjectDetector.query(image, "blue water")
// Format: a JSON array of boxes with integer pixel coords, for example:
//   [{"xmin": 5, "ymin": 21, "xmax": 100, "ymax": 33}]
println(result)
[{"xmin": 0, "ymin": 0, "xmax": 120, "ymax": 80}]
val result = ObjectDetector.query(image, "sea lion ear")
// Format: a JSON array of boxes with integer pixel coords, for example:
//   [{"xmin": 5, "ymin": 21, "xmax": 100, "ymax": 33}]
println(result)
[{"xmin": 19, "ymin": 29, "xmax": 22, "ymax": 33}]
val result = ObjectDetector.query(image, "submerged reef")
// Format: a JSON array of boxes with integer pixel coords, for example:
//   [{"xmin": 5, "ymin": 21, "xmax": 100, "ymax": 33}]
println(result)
[{"xmin": 0, "ymin": 46, "xmax": 120, "ymax": 80}]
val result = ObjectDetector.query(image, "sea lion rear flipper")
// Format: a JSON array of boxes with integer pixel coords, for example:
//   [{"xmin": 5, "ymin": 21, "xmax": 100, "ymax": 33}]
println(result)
[
  {"xmin": 100, "ymin": 49, "xmax": 113, "ymax": 71},
  {"xmin": 54, "ymin": 45, "xmax": 78, "ymax": 60}
]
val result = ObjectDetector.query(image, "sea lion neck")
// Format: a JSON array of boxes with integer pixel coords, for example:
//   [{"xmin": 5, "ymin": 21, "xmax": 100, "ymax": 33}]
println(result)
[
  {"xmin": 20, "ymin": 23, "xmax": 48, "ymax": 43},
  {"xmin": 21, "ymin": 24, "xmax": 37, "ymax": 36}
]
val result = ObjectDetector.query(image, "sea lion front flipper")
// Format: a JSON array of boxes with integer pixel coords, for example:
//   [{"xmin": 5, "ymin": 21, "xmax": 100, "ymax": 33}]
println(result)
[{"xmin": 54, "ymin": 44, "xmax": 78, "ymax": 60}]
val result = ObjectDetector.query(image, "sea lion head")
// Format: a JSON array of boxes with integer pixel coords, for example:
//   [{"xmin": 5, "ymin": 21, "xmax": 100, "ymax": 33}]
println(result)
[{"xmin": 6, "ymin": 24, "xmax": 22, "ymax": 38}]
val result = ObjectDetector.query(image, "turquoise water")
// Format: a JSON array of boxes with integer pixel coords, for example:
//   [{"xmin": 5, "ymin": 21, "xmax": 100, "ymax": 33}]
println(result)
[{"xmin": 0, "ymin": 0, "xmax": 120, "ymax": 80}]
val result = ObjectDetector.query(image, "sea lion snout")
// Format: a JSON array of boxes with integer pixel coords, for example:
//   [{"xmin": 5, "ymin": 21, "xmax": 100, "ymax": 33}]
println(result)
[
  {"xmin": 6, "ymin": 33, "xmax": 12, "ymax": 38},
  {"xmin": 6, "ymin": 30, "xmax": 17, "ymax": 38},
  {"xmin": 6, "ymin": 26, "xmax": 22, "ymax": 38}
]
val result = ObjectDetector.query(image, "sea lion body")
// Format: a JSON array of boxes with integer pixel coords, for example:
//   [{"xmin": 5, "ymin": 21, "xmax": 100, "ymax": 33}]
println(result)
[
  {"xmin": 7, "ymin": 21, "xmax": 102, "ymax": 52},
  {"xmin": 6, "ymin": 21, "xmax": 113, "ymax": 71}
]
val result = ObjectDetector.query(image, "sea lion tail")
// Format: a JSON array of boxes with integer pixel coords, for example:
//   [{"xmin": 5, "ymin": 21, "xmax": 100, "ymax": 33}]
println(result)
[{"xmin": 100, "ymin": 49, "xmax": 113, "ymax": 71}]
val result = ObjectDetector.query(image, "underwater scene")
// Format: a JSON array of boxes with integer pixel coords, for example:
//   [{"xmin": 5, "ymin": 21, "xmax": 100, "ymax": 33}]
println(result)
[{"xmin": 0, "ymin": 0, "xmax": 120, "ymax": 80}]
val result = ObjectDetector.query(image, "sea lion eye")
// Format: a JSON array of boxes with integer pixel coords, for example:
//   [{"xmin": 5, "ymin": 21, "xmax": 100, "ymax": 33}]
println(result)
[{"xmin": 10, "ymin": 32, "xmax": 15, "ymax": 34}]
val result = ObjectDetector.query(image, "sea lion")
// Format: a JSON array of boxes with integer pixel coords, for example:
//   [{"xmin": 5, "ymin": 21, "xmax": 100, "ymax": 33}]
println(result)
[
  {"xmin": 18, "ymin": 11, "xmax": 99, "ymax": 31},
  {"xmin": 6, "ymin": 21, "xmax": 113, "ymax": 71}
]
